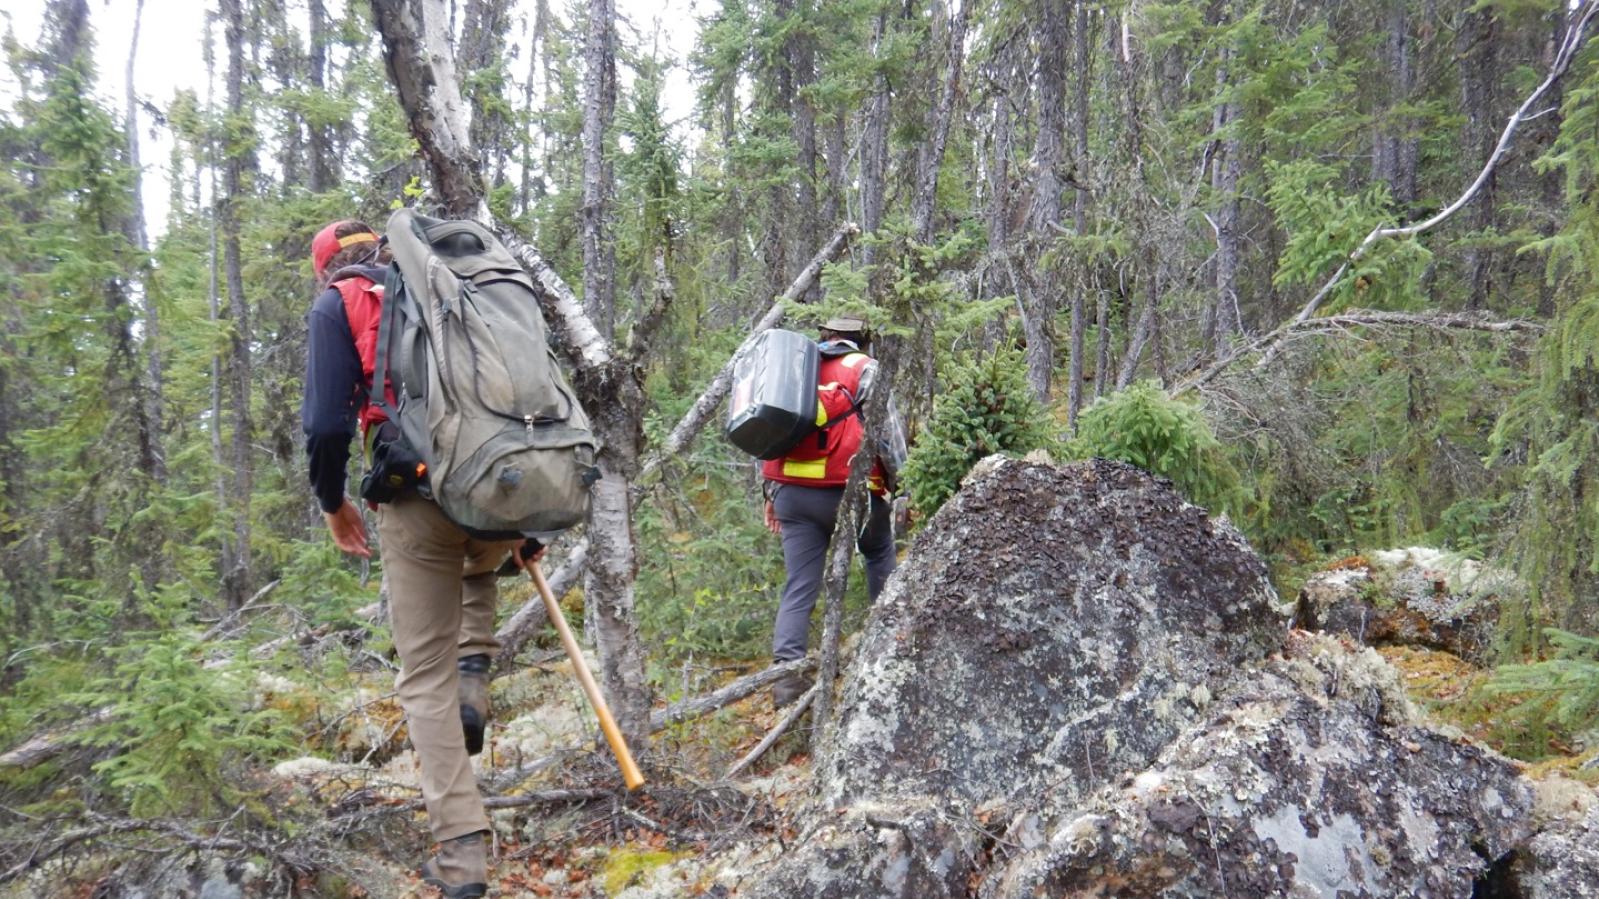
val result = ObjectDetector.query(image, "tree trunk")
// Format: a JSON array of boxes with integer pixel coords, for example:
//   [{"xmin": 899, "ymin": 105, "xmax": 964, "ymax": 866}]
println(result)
[
  {"xmin": 308, "ymin": 0, "xmax": 337, "ymax": 192},
  {"xmin": 1457, "ymin": 5, "xmax": 1499, "ymax": 311},
  {"xmin": 911, "ymin": 0, "xmax": 968, "ymax": 242},
  {"xmin": 788, "ymin": 0, "xmax": 820, "ymax": 298},
  {"xmin": 581, "ymin": 0, "xmax": 617, "ymax": 339},
  {"xmin": 721, "ymin": 73, "xmax": 741, "ymax": 285},
  {"xmin": 859, "ymin": 9, "xmax": 891, "ymax": 269},
  {"xmin": 1022, "ymin": 0, "xmax": 1068, "ymax": 402},
  {"xmin": 124, "ymin": 0, "xmax": 164, "ymax": 481},
  {"xmin": 372, "ymin": 0, "xmax": 655, "ymax": 745},
  {"xmin": 461, "ymin": 0, "xmax": 513, "ymax": 185},
  {"xmin": 1067, "ymin": 0, "xmax": 1091, "ymax": 428},
  {"xmin": 220, "ymin": 0, "xmax": 254, "ymax": 610},
  {"xmin": 1207, "ymin": 43, "xmax": 1241, "ymax": 354}
]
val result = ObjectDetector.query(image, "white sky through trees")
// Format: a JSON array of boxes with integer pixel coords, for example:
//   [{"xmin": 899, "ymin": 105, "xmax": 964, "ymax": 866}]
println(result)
[{"xmin": 1, "ymin": 0, "xmax": 701, "ymax": 238}]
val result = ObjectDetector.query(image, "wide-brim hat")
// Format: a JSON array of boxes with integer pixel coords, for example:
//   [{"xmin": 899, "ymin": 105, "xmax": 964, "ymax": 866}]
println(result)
[{"xmin": 822, "ymin": 316, "xmax": 869, "ymax": 333}]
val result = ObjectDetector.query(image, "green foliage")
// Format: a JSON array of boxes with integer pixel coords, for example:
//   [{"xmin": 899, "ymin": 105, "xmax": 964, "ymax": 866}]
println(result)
[
  {"xmin": 900, "ymin": 348, "xmax": 1056, "ymax": 517},
  {"xmin": 1069, "ymin": 383, "xmax": 1246, "ymax": 518},
  {"xmin": 66, "ymin": 632, "xmax": 294, "ymax": 817},
  {"xmin": 1483, "ymin": 629, "xmax": 1599, "ymax": 759}
]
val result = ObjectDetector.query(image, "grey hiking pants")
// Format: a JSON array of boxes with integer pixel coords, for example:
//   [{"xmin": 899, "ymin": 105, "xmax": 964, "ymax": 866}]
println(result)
[{"xmin": 770, "ymin": 483, "xmax": 896, "ymax": 662}]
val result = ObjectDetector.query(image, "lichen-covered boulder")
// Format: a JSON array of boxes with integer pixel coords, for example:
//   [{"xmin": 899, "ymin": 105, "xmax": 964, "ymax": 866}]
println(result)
[
  {"xmin": 1292, "ymin": 548, "xmax": 1508, "ymax": 664},
  {"xmin": 819, "ymin": 456, "xmax": 1285, "ymax": 809},
  {"xmin": 742, "ymin": 457, "xmax": 1286, "ymax": 898},
  {"xmin": 1512, "ymin": 804, "xmax": 1599, "ymax": 898},
  {"xmin": 983, "ymin": 632, "xmax": 1536, "ymax": 899}
]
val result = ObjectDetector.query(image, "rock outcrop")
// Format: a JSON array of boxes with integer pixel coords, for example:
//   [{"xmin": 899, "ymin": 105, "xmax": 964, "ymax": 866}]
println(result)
[
  {"xmin": 1512, "ymin": 804, "xmax": 1599, "ymax": 898},
  {"xmin": 728, "ymin": 458, "xmax": 1572, "ymax": 898},
  {"xmin": 1292, "ymin": 548, "xmax": 1509, "ymax": 664},
  {"xmin": 985, "ymin": 632, "xmax": 1534, "ymax": 897},
  {"xmin": 747, "ymin": 457, "xmax": 1287, "ymax": 897}
]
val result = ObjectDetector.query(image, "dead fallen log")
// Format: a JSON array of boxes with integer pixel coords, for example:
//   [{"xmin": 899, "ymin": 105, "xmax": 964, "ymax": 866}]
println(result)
[
  {"xmin": 0, "ymin": 707, "xmax": 114, "ymax": 772},
  {"xmin": 650, "ymin": 657, "xmax": 816, "ymax": 733}
]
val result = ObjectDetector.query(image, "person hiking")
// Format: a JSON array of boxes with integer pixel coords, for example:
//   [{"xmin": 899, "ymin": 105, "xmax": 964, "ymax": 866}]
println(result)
[
  {"xmin": 302, "ymin": 219, "xmax": 538, "ymax": 899},
  {"xmin": 761, "ymin": 317, "xmax": 901, "ymax": 708}
]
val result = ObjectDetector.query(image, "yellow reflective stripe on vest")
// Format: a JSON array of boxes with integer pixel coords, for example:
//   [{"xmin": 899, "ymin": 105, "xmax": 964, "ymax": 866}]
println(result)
[
  {"xmin": 841, "ymin": 353, "xmax": 868, "ymax": 369},
  {"xmin": 782, "ymin": 457, "xmax": 828, "ymax": 479},
  {"xmin": 815, "ymin": 404, "xmax": 829, "ymax": 427}
]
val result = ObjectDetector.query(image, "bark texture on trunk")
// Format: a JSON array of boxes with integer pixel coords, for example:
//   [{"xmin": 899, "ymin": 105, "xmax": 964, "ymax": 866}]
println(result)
[
  {"xmin": 220, "ymin": 0, "xmax": 254, "ymax": 609},
  {"xmin": 371, "ymin": 0, "xmax": 487, "ymax": 219},
  {"xmin": 371, "ymin": 0, "xmax": 653, "ymax": 744},
  {"xmin": 1022, "ymin": 0, "xmax": 1069, "ymax": 402},
  {"xmin": 580, "ymin": 0, "xmax": 617, "ymax": 339},
  {"xmin": 1067, "ymin": 0, "xmax": 1091, "ymax": 428}
]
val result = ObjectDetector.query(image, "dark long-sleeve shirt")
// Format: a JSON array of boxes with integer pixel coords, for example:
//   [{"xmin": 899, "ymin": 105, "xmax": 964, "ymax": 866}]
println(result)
[{"xmin": 302, "ymin": 265, "xmax": 386, "ymax": 513}]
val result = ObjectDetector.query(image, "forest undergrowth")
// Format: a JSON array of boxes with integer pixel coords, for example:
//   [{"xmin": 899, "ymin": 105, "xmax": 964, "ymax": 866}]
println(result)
[{"xmin": 6, "ymin": 0, "xmax": 1599, "ymax": 894}]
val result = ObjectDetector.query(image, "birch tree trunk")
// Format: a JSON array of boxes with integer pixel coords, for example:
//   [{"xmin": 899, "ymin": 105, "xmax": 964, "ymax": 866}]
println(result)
[{"xmin": 371, "ymin": 0, "xmax": 655, "ymax": 744}]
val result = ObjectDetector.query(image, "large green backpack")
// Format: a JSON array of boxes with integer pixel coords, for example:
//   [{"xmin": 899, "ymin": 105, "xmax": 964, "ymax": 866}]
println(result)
[{"xmin": 373, "ymin": 208, "xmax": 598, "ymax": 538}]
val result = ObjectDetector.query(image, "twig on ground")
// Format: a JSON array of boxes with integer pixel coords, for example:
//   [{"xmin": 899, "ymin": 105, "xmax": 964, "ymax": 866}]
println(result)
[{"xmin": 725, "ymin": 686, "xmax": 817, "ymax": 779}]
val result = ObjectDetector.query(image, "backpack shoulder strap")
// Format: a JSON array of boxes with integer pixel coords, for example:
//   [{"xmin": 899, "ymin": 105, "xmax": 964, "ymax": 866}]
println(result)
[{"xmin": 369, "ymin": 255, "xmax": 401, "ymax": 421}]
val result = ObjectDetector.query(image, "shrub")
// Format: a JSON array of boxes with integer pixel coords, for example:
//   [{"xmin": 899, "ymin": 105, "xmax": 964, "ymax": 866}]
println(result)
[
  {"xmin": 1068, "ymin": 382, "xmax": 1246, "ymax": 517},
  {"xmin": 900, "ymin": 347, "xmax": 1056, "ymax": 517}
]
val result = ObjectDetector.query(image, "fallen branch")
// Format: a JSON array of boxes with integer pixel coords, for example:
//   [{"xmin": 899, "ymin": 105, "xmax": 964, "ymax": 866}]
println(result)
[
  {"xmin": 649, "ymin": 657, "xmax": 817, "ymax": 733},
  {"xmin": 1246, "ymin": 0, "xmax": 1597, "ymax": 371},
  {"xmin": 0, "ymin": 708, "xmax": 114, "ymax": 773},
  {"xmin": 328, "ymin": 789, "xmax": 609, "ymax": 830},
  {"xmin": 641, "ymin": 223, "xmax": 858, "ymax": 481},
  {"xmin": 1173, "ymin": 308, "xmax": 1545, "ymax": 393},
  {"xmin": 0, "ymin": 813, "xmax": 278, "ymax": 886},
  {"xmin": 725, "ymin": 684, "xmax": 817, "ymax": 780}
]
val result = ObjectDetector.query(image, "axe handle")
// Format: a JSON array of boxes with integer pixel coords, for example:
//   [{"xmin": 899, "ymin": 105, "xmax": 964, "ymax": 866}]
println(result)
[{"xmin": 529, "ymin": 562, "xmax": 645, "ymax": 791}]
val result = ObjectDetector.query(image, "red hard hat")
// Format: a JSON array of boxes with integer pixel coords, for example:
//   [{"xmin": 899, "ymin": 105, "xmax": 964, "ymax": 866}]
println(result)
[{"xmin": 311, "ymin": 220, "xmax": 377, "ymax": 277}]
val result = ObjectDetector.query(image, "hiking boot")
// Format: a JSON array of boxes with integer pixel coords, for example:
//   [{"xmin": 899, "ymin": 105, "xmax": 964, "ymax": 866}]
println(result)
[
  {"xmin": 420, "ymin": 830, "xmax": 488, "ymax": 898},
  {"xmin": 771, "ymin": 672, "xmax": 812, "ymax": 710},
  {"xmin": 458, "ymin": 654, "xmax": 491, "ymax": 756}
]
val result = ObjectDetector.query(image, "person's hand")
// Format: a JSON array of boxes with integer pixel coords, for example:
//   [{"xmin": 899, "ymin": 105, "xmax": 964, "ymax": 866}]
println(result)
[
  {"xmin": 325, "ymin": 498, "xmax": 371, "ymax": 558},
  {"xmin": 764, "ymin": 499, "xmax": 782, "ymax": 535},
  {"xmin": 510, "ymin": 539, "xmax": 548, "ymax": 570}
]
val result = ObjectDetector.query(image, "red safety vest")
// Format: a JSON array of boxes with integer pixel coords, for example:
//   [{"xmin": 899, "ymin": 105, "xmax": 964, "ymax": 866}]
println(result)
[
  {"xmin": 762, "ymin": 350, "xmax": 886, "ymax": 493},
  {"xmin": 333, "ymin": 273, "xmax": 393, "ymax": 435}
]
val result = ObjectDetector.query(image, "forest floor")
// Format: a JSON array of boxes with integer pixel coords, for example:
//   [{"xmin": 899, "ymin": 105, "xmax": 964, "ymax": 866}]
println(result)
[
  {"xmin": 264, "ymin": 650, "xmax": 819, "ymax": 898},
  {"xmin": 267, "ymin": 640, "xmax": 1599, "ymax": 899}
]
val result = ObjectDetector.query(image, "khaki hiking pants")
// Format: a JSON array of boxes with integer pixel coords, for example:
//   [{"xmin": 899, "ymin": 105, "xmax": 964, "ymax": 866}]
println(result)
[{"xmin": 377, "ymin": 491, "xmax": 520, "ymax": 842}]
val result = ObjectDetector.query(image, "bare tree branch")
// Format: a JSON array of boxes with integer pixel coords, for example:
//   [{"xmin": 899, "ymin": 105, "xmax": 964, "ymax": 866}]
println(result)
[
  {"xmin": 1248, "ymin": 0, "xmax": 1598, "ymax": 370},
  {"xmin": 725, "ymin": 684, "xmax": 817, "ymax": 779},
  {"xmin": 1172, "ymin": 309, "xmax": 1545, "ymax": 393},
  {"xmin": 641, "ymin": 222, "xmax": 858, "ymax": 479},
  {"xmin": 648, "ymin": 657, "xmax": 817, "ymax": 732}
]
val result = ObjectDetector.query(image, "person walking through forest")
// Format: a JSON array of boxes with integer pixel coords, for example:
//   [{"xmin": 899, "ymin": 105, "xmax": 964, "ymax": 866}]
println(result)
[
  {"xmin": 302, "ymin": 219, "xmax": 535, "ymax": 899},
  {"xmin": 762, "ymin": 317, "xmax": 902, "ymax": 708}
]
